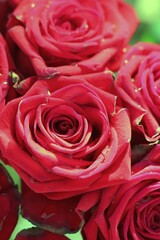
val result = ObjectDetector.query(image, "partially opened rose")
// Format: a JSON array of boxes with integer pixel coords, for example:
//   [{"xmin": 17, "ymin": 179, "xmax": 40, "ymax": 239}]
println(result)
[
  {"xmin": 115, "ymin": 42, "xmax": 160, "ymax": 142},
  {"xmin": 6, "ymin": 0, "xmax": 138, "ymax": 77},
  {"xmin": 80, "ymin": 146, "xmax": 160, "ymax": 240},
  {"xmin": 0, "ymin": 163, "xmax": 20, "ymax": 240},
  {"xmin": 0, "ymin": 73, "xmax": 131, "ymax": 200}
]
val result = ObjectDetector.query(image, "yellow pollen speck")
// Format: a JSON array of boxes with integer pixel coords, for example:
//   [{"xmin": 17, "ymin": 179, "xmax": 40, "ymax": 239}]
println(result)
[
  {"xmin": 157, "ymin": 127, "xmax": 160, "ymax": 133},
  {"xmin": 31, "ymin": 3, "xmax": 36, "ymax": 8},
  {"xmin": 131, "ymin": 78, "xmax": 135, "ymax": 82},
  {"xmin": 16, "ymin": 15, "xmax": 22, "ymax": 21},
  {"xmin": 136, "ymin": 119, "xmax": 141, "ymax": 125},
  {"xmin": 85, "ymin": 23, "xmax": 89, "ymax": 29},
  {"xmin": 123, "ymin": 48, "xmax": 127, "ymax": 53},
  {"xmin": 101, "ymin": 38, "xmax": 106, "ymax": 42},
  {"xmin": 104, "ymin": 69, "xmax": 113, "ymax": 75},
  {"xmin": 124, "ymin": 59, "xmax": 128, "ymax": 64}
]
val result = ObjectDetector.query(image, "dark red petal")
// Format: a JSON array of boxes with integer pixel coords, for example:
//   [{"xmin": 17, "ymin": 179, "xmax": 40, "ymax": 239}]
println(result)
[
  {"xmin": 21, "ymin": 182, "xmax": 82, "ymax": 234},
  {"xmin": 15, "ymin": 227, "xmax": 70, "ymax": 240},
  {"xmin": 0, "ymin": 164, "xmax": 20, "ymax": 240}
]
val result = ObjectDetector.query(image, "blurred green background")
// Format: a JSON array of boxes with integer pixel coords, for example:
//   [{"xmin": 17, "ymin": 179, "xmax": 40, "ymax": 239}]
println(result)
[
  {"xmin": 127, "ymin": 0, "xmax": 160, "ymax": 44},
  {"xmin": 4, "ymin": 0, "xmax": 160, "ymax": 239}
]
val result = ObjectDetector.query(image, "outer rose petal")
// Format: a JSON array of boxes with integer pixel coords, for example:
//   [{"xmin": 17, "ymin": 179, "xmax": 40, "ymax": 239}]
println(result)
[
  {"xmin": 80, "ymin": 149, "xmax": 160, "ymax": 239},
  {"xmin": 0, "ymin": 164, "xmax": 20, "ymax": 240},
  {"xmin": 0, "ymin": 75, "xmax": 131, "ymax": 199},
  {"xmin": 6, "ymin": 0, "xmax": 139, "ymax": 77},
  {"xmin": 15, "ymin": 228, "xmax": 70, "ymax": 240},
  {"xmin": 21, "ymin": 182, "xmax": 82, "ymax": 234},
  {"xmin": 0, "ymin": 35, "xmax": 9, "ymax": 110},
  {"xmin": 115, "ymin": 42, "xmax": 160, "ymax": 142},
  {"xmin": 0, "ymin": 33, "xmax": 19, "ymax": 105},
  {"xmin": 0, "ymin": 0, "xmax": 21, "ymax": 34}
]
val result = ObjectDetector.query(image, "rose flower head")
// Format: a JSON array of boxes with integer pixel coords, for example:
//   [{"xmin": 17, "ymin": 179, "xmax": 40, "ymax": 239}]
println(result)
[
  {"xmin": 6, "ymin": 0, "xmax": 138, "ymax": 78},
  {"xmin": 80, "ymin": 145, "xmax": 160, "ymax": 240},
  {"xmin": 115, "ymin": 42, "xmax": 160, "ymax": 142},
  {"xmin": 0, "ymin": 73, "xmax": 131, "ymax": 200}
]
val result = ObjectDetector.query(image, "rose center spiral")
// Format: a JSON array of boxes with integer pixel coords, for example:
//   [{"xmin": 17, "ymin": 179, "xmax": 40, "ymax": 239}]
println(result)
[
  {"xmin": 57, "ymin": 15, "xmax": 81, "ymax": 31},
  {"xmin": 54, "ymin": 120, "xmax": 73, "ymax": 134}
]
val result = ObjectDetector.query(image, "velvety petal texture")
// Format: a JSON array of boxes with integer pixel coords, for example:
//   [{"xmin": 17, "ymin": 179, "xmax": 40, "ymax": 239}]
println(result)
[
  {"xmin": 0, "ymin": 74, "xmax": 131, "ymax": 199},
  {"xmin": 21, "ymin": 182, "xmax": 82, "ymax": 234},
  {"xmin": 6, "ymin": 0, "xmax": 138, "ymax": 77},
  {"xmin": 15, "ymin": 227, "xmax": 70, "ymax": 240},
  {"xmin": 115, "ymin": 42, "xmax": 160, "ymax": 142},
  {"xmin": 0, "ymin": 35, "xmax": 10, "ymax": 110},
  {"xmin": 80, "ymin": 146, "xmax": 160, "ymax": 239},
  {"xmin": 0, "ymin": 0, "xmax": 19, "ymax": 34},
  {"xmin": 0, "ymin": 164, "xmax": 20, "ymax": 240}
]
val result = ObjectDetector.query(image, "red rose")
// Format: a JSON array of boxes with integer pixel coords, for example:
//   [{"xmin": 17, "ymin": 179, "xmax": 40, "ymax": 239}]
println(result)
[
  {"xmin": 80, "ymin": 147, "xmax": 160, "ymax": 240},
  {"xmin": 0, "ymin": 73, "xmax": 131, "ymax": 199},
  {"xmin": 115, "ymin": 42, "xmax": 160, "ymax": 142},
  {"xmin": 6, "ymin": 0, "xmax": 138, "ymax": 77},
  {"xmin": 0, "ymin": 163, "xmax": 20, "ymax": 240}
]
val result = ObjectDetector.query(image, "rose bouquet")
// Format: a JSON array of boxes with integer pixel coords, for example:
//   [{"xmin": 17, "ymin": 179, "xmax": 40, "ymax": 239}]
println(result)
[{"xmin": 0, "ymin": 0, "xmax": 159, "ymax": 239}]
